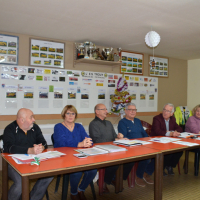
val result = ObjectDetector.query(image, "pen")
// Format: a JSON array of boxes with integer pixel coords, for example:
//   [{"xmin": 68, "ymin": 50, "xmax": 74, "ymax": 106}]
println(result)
[{"xmin": 133, "ymin": 143, "xmax": 142, "ymax": 145}]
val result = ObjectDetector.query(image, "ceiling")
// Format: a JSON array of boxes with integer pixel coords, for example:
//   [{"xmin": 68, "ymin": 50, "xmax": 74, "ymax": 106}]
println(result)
[{"xmin": 1, "ymin": 0, "xmax": 200, "ymax": 60}]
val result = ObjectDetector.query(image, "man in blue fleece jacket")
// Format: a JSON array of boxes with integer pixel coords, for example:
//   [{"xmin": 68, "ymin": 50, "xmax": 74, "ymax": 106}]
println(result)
[{"xmin": 118, "ymin": 103, "xmax": 154, "ymax": 187}]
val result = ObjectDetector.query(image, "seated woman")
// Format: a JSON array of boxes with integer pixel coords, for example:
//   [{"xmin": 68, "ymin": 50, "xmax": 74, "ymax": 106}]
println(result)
[
  {"xmin": 53, "ymin": 105, "xmax": 97, "ymax": 200},
  {"xmin": 185, "ymin": 104, "xmax": 200, "ymax": 133}
]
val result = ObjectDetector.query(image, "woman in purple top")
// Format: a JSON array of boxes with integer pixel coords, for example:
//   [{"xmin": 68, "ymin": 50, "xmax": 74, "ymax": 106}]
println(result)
[
  {"xmin": 53, "ymin": 105, "xmax": 97, "ymax": 200},
  {"xmin": 185, "ymin": 104, "xmax": 200, "ymax": 133}
]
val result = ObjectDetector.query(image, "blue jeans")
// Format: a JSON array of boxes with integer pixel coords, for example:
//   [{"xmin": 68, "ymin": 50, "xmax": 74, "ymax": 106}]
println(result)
[
  {"xmin": 136, "ymin": 159, "xmax": 155, "ymax": 179},
  {"xmin": 70, "ymin": 169, "xmax": 97, "ymax": 195},
  {"xmin": 8, "ymin": 164, "xmax": 53, "ymax": 200}
]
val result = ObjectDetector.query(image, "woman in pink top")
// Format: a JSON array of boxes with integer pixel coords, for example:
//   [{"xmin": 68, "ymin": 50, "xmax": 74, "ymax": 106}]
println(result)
[
  {"xmin": 185, "ymin": 104, "xmax": 200, "ymax": 133},
  {"xmin": 185, "ymin": 104, "xmax": 200, "ymax": 176}
]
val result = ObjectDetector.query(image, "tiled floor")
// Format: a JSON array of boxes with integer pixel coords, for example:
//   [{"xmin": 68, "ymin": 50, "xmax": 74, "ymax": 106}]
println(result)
[{"xmin": 1, "ymin": 152, "xmax": 200, "ymax": 200}]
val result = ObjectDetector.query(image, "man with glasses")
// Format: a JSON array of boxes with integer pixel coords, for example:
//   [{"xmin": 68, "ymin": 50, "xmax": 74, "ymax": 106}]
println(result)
[
  {"xmin": 151, "ymin": 103, "xmax": 183, "ymax": 176},
  {"xmin": 118, "ymin": 103, "xmax": 154, "ymax": 187},
  {"xmin": 89, "ymin": 103, "xmax": 134, "ymax": 193}
]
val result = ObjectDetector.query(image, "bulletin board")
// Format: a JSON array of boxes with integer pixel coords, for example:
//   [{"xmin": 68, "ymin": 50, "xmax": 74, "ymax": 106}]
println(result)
[{"xmin": 0, "ymin": 65, "xmax": 158, "ymax": 115}]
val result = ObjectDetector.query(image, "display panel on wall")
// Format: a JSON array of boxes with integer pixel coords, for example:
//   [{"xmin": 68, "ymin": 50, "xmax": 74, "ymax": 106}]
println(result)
[
  {"xmin": 30, "ymin": 39, "xmax": 65, "ymax": 68},
  {"xmin": 149, "ymin": 56, "xmax": 169, "ymax": 77},
  {"xmin": 120, "ymin": 51, "xmax": 144, "ymax": 75},
  {"xmin": 0, "ymin": 65, "xmax": 158, "ymax": 115},
  {"xmin": 0, "ymin": 34, "xmax": 19, "ymax": 65}
]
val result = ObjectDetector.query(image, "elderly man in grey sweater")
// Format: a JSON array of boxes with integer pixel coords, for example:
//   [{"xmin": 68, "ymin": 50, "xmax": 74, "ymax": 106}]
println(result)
[{"xmin": 89, "ymin": 103, "xmax": 134, "ymax": 193}]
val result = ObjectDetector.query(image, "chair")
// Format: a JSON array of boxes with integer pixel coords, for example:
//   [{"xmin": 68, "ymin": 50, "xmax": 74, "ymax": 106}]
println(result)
[{"xmin": 51, "ymin": 134, "xmax": 96, "ymax": 200}]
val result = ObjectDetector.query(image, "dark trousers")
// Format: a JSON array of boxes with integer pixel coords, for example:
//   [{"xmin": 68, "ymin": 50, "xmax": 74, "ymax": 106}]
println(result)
[
  {"xmin": 8, "ymin": 164, "xmax": 53, "ymax": 200},
  {"xmin": 104, "ymin": 162, "xmax": 135, "ymax": 184},
  {"xmin": 164, "ymin": 151, "xmax": 183, "ymax": 168}
]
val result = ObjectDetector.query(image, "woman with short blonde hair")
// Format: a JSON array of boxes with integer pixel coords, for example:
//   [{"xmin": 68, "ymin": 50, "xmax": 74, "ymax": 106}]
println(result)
[
  {"xmin": 185, "ymin": 104, "xmax": 200, "ymax": 134},
  {"xmin": 53, "ymin": 105, "xmax": 97, "ymax": 200}
]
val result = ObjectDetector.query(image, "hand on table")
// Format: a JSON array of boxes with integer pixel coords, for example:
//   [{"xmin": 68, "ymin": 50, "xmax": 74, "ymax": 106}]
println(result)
[
  {"xmin": 78, "ymin": 137, "xmax": 93, "ymax": 148},
  {"xmin": 171, "ymin": 131, "xmax": 180, "ymax": 137},
  {"xmin": 28, "ymin": 143, "xmax": 44, "ymax": 154},
  {"xmin": 117, "ymin": 133, "xmax": 124, "ymax": 139}
]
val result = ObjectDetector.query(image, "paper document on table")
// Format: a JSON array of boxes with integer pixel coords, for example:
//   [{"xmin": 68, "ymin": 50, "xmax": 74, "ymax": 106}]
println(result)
[
  {"xmin": 178, "ymin": 132, "xmax": 200, "ymax": 138},
  {"xmin": 149, "ymin": 137, "xmax": 181, "ymax": 143},
  {"xmin": 95, "ymin": 144, "xmax": 127, "ymax": 152},
  {"xmin": 172, "ymin": 141, "xmax": 199, "ymax": 146},
  {"xmin": 9, "ymin": 151, "xmax": 66, "ymax": 163},
  {"xmin": 75, "ymin": 147, "xmax": 109, "ymax": 156},
  {"xmin": 113, "ymin": 139, "xmax": 151, "ymax": 146}
]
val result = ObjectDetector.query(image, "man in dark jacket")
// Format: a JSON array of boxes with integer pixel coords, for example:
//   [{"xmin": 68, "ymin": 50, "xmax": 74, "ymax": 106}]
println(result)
[
  {"xmin": 3, "ymin": 108, "xmax": 53, "ymax": 200},
  {"xmin": 151, "ymin": 103, "xmax": 183, "ymax": 175}
]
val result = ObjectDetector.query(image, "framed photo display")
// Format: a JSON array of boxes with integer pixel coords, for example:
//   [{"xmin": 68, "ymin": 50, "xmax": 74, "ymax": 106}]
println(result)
[
  {"xmin": 0, "ymin": 34, "xmax": 19, "ymax": 65},
  {"xmin": 30, "ymin": 39, "xmax": 65, "ymax": 68},
  {"xmin": 149, "ymin": 56, "xmax": 169, "ymax": 77},
  {"xmin": 120, "ymin": 51, "xmax": 144, "ymax": 75}
]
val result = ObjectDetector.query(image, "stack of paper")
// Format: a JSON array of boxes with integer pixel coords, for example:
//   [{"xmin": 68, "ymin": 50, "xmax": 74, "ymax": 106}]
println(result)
[
  {"xmin": 172, "ymin": 141, "xmax": 199, "ymax": 146},
  {"xmin": 75, "ymin": 147, "xmax": 109, "ymax": 156},
  {"xmin": 113, "ymin": 139, "xmax": 151, "ymax": 146},
  {"xmin": 95, "ymin": 144, "xmax": 127, "ymax": 152},
  {"xmin": 178, "ymin": 132, "xmax": 200, "ymax": 138},
  {"xmin": 149, "ymin": 137, "xmax": 181, "ymax": 143},
  {"xmin": 9, "ymin": 151, "xmax": 66, "ymax": 164}
]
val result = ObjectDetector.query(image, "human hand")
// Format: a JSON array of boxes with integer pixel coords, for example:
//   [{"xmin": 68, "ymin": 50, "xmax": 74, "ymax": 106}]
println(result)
[
  {"xmin": 117, "ymin": 133, "xmax": 124, "ymax": 139},
  {"xmin": 172, "ymin": 131, "xmax": 180, "ymax": 137},
  {"xmin": 82, "ymin": 137, "xmax": 93, "ymax": 148},
  {"xmin": 28, "ymin": 144, "xmax": 44, "ymax": 154}
]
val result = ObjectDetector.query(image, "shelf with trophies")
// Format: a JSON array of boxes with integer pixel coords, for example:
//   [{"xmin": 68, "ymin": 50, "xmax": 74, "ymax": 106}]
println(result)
[{"xmin": 74, "ymin": 41, "xmax": 122, "ymax": 67}]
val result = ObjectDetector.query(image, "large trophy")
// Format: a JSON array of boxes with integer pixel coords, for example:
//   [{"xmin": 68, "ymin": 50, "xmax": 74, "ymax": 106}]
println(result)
[
  {"xmin": 102, "ymin": 48, "xmax": 114, "ymax": 61},
  {"xmin": 117, "ymin": 47, "xmax": 122, "ymax": 61},
  {"xmin": 75, "ymin": 43, "xmax": 85, "ymax": 59}
]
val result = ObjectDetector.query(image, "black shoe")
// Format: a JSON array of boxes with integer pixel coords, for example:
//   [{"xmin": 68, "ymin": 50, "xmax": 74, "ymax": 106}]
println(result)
[
  {"xmin": 166, "ymin": 166, "xmax": 175, "ymax": 175},
  {"xmin": 163, "ymin": 170, "xmax": 168, "ymax": 176},
  {"xmin": 97, "ymin": 180, "xmax": 110, "ymax": 193}
]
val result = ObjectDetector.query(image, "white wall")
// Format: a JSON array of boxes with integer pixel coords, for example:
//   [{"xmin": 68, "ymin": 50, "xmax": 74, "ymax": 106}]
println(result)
[{"xmin": 187, "ymin": 59, "xmax": 200, "ymax": 110}]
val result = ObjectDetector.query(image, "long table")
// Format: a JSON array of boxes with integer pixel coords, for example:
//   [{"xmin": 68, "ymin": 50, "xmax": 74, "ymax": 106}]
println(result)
[{"xmin": 1, "ymin": 142, "xmax": 162, "ymax": 200}]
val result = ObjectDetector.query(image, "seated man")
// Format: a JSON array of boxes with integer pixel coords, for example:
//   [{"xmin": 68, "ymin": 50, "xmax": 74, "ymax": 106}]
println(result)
[
  {"xmin": 151, "ymin": 103, "xmax": 183, "ymax": 176},
  {"xmin": 118, "ymin": 103, "xmax": 154, "ymax": 187},
  {"xmin": 3, "ymin": 108, "xmax": 53, "ymax": 200},
  {"xmin": 89, "ymin": 103, "xmax": 134, "ymax": 192}
]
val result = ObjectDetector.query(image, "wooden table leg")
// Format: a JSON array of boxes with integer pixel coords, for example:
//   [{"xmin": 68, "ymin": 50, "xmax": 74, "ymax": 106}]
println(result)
[
  {"xmin": 115, "ymin": 164, "xmax": 123, "ymax": 193},
  {"xmin": 22, "ymin": 176, "xmax": 29, "ymax": 200},
  {"xmin": 2, "ymin": 158, "xmax": 8, "ymax": 200},
  {"xmin": 184, "ymin": 150, "xmax": 189, "ymax": 174},
  {"xmin": 154, "ymin": 153, "xmax": 163, "ymax": 200}
]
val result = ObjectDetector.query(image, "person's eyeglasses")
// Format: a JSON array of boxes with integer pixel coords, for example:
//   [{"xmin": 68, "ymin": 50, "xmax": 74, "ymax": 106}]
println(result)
[
  {"xmin": 66, "ymin": 113, "xmax": 75, "ymax": 116},
  {"xmin": 127, "ymin": 109, "xmax": 137, "ymax": 112},
  {"xmin": 163, "ymin": 109, "xmax": 172, "ymax": 113},
  {"xmin": 97, "ymin": 108, "xmax": 107, "ymax": 111}
]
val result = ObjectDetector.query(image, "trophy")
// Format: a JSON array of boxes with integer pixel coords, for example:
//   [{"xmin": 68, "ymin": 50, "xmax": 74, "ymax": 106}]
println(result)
[
  {"xmin": 75, "ymin": 43, "xmax": 85, "ymax": 59},
  {"xmin": 117, "ymin": 47, "xmax": 122, "ymax": 61},
  {"xmin": 102, "ymin": 48, "xmax": 107, "ymax": 59},
  {"xmin": 88, "ymin": 42, "xmax": 94, "ymax": 59},
  {"xmin": 83, "ymin": 41, "xmax": 90, "ymax": 58},
  {"xmin": 107, "ymin": 47, "xmax": 114, "ymax": 61}
]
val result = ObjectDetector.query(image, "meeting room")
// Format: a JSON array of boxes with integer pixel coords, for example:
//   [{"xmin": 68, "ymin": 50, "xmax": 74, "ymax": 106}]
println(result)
[{"xmin": 1, "ymin": 1, "xmax": 200, "ymax": 200}]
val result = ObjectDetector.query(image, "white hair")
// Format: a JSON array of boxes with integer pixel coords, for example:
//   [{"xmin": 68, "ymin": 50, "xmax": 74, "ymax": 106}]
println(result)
[
  {"xmin": 163, "ymin": 103, "xmax": 174, "ymax": 113},
  {"xmin": 125, "ymin": 103, "xmax": 136, "ymax": 110}
]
